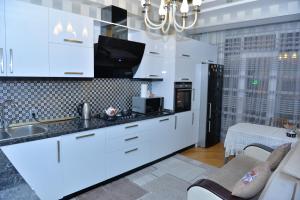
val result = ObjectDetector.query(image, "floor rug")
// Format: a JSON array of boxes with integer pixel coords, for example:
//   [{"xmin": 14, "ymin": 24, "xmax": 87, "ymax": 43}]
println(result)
[{"xmin": 72, "ymin": 154, "xmax": 217, "ymax": 200}]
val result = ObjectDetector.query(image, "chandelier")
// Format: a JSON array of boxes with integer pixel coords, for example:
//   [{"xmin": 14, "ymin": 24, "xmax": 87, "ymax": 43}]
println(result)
[{"xmin": 140, "ymin": 0, "xmax": 202, "ymax": 33}]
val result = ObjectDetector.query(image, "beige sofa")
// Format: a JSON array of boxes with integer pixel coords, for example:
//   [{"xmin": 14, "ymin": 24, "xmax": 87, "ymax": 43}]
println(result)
[{"xmin": 187, "ymin": 142, "xmax": 300, "ymax": 200}]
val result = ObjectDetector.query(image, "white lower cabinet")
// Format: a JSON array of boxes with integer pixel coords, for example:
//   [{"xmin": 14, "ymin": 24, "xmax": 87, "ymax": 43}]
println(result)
[
  {"xmin": 147, "ymin": 116, "xmax": 176, "ymax": 160},
  {"xmin": 1, "ymin": 138, "xmax": 63, "ymax": 200},
  {"xmin": 190, "ymin": 111, "xmax": 199, "ymax": 146},
  {"xmin": 174, "ymin": 111, "xmax": 195, "ymax": 150},
  {"xmin": 1, "ymin": 115, "xmax": 188, "ymax": 200},
  {"xmin": 60, "ymin": 129, "xmax": 107, "ymax": 196},
  {"xmin": 105, "ymin": 121, "xmax": 151, "ymax": 178}
]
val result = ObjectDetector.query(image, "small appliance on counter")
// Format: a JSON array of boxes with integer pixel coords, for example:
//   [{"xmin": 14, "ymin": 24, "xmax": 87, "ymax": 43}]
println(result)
[
  {"xmin": 132, "ymin": 97, "xmax": 164, "ymax": 114},
  {"xmin": 95, "ymin": 108, "xmax": 143, "ymax": 121},
  {"xmin": 77, "ymin": 103, "xmax": 91, "ymax": 120}
]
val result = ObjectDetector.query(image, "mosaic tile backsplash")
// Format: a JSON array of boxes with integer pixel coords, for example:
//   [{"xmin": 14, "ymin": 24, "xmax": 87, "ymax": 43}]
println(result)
[{"xmin": 0, "ymin": 79, "xmax": 149, "ymax": 124}]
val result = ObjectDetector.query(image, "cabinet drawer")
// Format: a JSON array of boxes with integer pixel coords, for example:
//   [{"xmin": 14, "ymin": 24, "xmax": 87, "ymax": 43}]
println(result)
[
  {"xmin": 107, "ymin": 142, "xmax": 149, "ymax": 178},
  {"xmin": 107, "ymin": 120, "xmax": 153, "ymax": 139},
  {"xmin": 106, "ymin": 131, "xmax": 146, "ymax": 152}
]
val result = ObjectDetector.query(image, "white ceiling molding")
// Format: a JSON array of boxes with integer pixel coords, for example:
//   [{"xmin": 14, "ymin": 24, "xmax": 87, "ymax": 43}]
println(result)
[{"xmin": 188, "ymin": 0, "xmax": 300, "ymax": 34}]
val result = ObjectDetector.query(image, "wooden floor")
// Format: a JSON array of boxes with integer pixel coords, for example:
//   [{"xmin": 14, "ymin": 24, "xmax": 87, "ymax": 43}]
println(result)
[{"xmin": 181, "ymin": 143, "xmax": 225, "ymax": 168}]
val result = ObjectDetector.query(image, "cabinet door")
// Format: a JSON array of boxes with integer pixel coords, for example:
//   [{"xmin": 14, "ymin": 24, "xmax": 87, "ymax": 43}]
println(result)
[
  {"xmin": 175, "ymin": 56, "xmax": 195, "ymax": 82},
  {"xmin": 1, "ymin": 138, "xmax": 62, "ymax": 200},
  {"xmin": 190, "ymin": 111, "xmax": 199, "ymax": 146},
  {"xmin": 49, "ymin": 44, "xmax": 94, "ymax": 77},
  {"xmin": 61, "ymin": 130, "xmax": 107, "ymax": 196},
  {"xmin": 5, "ymin": 0, "xmax": 49, "ymax": 77},
  {"xmin": 174, "ymin": 111, "xmax": 193, "ymax": 150},
  {"xmin": 134, "ymin": 54, "xmax": 165, "ymax": 79},
  {"xmin": 49, "ymin": 8, "xmax": 93, "ymax": 47},
  {"xmin": 145, "ymin": 116, "xmax": 175, "ymax": 161},
  {"xmin": 0, "ymin": 0, "xmax": 5, "ymax": 76}
]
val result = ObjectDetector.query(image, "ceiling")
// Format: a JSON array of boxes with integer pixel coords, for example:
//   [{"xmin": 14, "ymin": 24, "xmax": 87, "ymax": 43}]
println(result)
[{"xmin": 67, "ymin": 0, "xmax": 300, "ymax": 34}]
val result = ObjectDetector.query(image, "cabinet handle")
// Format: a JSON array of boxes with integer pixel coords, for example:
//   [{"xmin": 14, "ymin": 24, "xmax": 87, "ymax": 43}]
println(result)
[
  {"xmin": 125, "ymin": 148, "xmax": 138, "ymax": 154},
  {"xmin": 64, "ymin": 72, "xmax": 84, "ymax": 75},
  {"xmin": 208, "ymin": 121, "xmax": 211, "ymax": 133},
  {"xmin": 57, "ymin": 141, "xmax": 60, "ymax": 163},
  {"xmin": 9, "ymin": 49, "xmax": 13, "ymax": 73},
  {"xmin": 208, "ymin": 60, "xmax": 214, "ymax": 63},
  {"xmin": 192, "ymin": 112, "xmax": 194, "ymax": 125},
  {"xmin": 76, "ymin": 133, "xmax": 95, "ymax": 139},
  {"xmin": 125, "ymin": 124, "xmax": 139, "ymax": 129},
  {"xmin": 175, "ymin": 116, "xmax": 177, "ymax": 130},
  {"xmin": 125, "ymin": 136, "xmax": 139, "ymax": 141},
  {"xmin": 193, "ymin": 88, "xmax": 195, "ymax": 101},
  {"xmin": 0, "ymin": 48, "xmax": 3, "ymax": 73},
  {"xmin": 177, "ymin": 89, "xmax": 192, "ymax": 92},
  {"xmin": 209, "ymin": 102, "xmax": 212, "ymax": 119},
  {"xmin": 64, "ymin": 39, "xmax": 83, "ymax": 44},
  {"xmin": 149, "ymin": 51, "xmax": 160, "ymax": 55},
  {"xmin": 148, "ymin": 75, "xmax": 159, "ymax": 77},
  {"xmin": 181, "ymin": 78, "xmax": 190, "ymax": 81},
  {"xmin": 159, "ymin": 118, "xmax": 169, "ymax": 122},
  {"xmin": 182, "ymin": 54, "xmax": 191, "ymax": 57}
]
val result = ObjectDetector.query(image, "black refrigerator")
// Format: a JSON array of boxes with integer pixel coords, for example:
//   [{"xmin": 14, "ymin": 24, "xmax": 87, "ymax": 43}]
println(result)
[{"xmin": 205, "ymin": 64, "xmax": 224, "ymax": 147}]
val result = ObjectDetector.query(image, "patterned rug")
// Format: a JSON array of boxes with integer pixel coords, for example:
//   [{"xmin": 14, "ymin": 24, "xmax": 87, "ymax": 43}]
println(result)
[{"xmin": 71, "ymin": 155, "xmax": 217, "ymax": 200}]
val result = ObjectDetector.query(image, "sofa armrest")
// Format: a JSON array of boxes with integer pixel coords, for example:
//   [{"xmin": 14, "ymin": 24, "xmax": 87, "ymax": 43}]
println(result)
[
  {"xmin": 243, "ymin": 143, "xmax": 273, "ymax": 162},
  {"xmin": 187, "ymin": 179, "xmax": 243, "ymax": 200}
]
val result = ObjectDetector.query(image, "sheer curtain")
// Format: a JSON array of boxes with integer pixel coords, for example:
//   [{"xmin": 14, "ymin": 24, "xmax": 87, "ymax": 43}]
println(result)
[{"xmin": 190, "ymin": 21, "xmax": 300, "ymax": 139}]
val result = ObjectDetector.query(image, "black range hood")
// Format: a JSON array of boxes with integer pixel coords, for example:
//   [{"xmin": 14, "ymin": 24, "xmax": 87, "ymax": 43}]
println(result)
[
  {"xmin": 101, "ymin": 5, "xmax": 128, "ymax": 40},
  {"xmin": 94, "ymin": 36, "xmax": 145, "ymax": 78}
]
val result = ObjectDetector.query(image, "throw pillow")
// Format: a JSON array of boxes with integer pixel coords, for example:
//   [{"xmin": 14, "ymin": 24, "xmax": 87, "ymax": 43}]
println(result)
[
  {"xmin": 267, "ymin": 143, "xmax": 291, "ymax": 171},
  {"xmin": 231, "ymin": 162, "xmax": 271, "ymax": 199}
]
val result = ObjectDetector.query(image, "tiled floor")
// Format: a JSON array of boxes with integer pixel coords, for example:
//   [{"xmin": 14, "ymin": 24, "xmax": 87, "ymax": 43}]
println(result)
[{"xmin": 71, "ymin": 155, "xmax": 217, "ymax": 200}]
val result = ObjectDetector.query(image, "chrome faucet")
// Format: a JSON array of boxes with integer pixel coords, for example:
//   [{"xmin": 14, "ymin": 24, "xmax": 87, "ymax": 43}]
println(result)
[{"xmin": 0, "ymin": 100, "xmax": 17, "ymax": 130}]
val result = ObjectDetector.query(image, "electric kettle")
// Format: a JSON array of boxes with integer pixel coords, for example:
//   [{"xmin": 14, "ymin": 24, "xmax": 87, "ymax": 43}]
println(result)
[{"xmin": 77, "ymin": 103, "xmax": 91, "ymax": 120}]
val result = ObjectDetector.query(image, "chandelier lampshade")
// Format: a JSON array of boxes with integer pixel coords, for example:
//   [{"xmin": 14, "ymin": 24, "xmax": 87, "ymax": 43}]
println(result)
[{"xmin": 141, "ymin": 0, "xmax": 202, "ymax": 33}]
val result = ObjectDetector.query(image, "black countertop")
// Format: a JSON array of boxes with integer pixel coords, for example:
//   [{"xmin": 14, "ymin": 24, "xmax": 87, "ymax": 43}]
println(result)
[
  {"xmin": 0, "ymin": 111, "xmax": 174, "ymax": 147},
  {"xmin": 0, "ymin": 111, "xmax": 174, "ymax": 200},
  {"xmin": 0, "ymin": 149, "xmax": 40, "ymax": 200}
]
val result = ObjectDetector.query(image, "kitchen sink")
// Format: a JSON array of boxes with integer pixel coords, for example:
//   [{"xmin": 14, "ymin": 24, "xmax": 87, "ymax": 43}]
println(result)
[{"xmin": 6, "ymin": 125, "xmax": 48, "ymax": 138}]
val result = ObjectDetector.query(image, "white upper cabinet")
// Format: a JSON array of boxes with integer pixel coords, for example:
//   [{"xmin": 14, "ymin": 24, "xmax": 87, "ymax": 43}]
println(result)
[
  {"xmin": 49, "ymin": 9, "xmax": 93, "ymax": 47},
  {"xmin": 49, "ymin": 9, "xmax": 94, "ymax": 78},
  {"xmin": 5, "ymin": 0, "xmax": 49, "ymax": 77},
  {"xmin": 129, "ymin": 30, "xmax": 175, "ymax": 79},
  {"xmin": 49, "ymin": 44, "xmax": 94, "ymax": 77},
  {"xmin": 0, "ymin": 0, "xmax": 5, "ymax": 77},
  {"xmin": 175, "ymin": 56, "xmax": 196, "ymax": 82}
]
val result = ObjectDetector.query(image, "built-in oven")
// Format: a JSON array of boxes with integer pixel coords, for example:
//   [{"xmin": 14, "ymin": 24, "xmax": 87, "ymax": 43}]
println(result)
[{"xmin": 174, "ymin": 82, "xmax": 192, "ymax": 113}]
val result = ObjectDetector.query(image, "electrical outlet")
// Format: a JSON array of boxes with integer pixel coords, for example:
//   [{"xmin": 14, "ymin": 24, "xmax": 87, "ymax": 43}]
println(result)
[{"xmin": 30, "ymin": 108, "xmax": 37, "ymax": 117}]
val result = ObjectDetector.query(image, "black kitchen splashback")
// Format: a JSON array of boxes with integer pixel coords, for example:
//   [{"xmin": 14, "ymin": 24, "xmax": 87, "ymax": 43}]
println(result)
[{"xmin": 0, "ymin": 78, "xmax": 149, "ymax": 124}]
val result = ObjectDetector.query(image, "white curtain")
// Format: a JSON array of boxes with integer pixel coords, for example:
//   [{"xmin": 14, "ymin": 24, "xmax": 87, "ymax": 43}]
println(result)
[{"xmin": 190, "ymin": 21, "xmax": 300, "ymax": 139}]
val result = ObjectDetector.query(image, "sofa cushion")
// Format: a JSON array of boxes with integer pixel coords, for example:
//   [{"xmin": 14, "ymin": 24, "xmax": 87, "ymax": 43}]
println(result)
[
  {"xmin": 207, "ymin": 155, "xmax": 263, "ymax": 192},
  {"xmin": 282, "ymin": 142, "xmax": 300, "ymax": 179},
  {"xmin": 231, "ymin": 162, "xmax": 271, "ymax": 199},
  {"xmin": 266, "ymin": 143, "xmax": 291, "ymax": 171}
]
